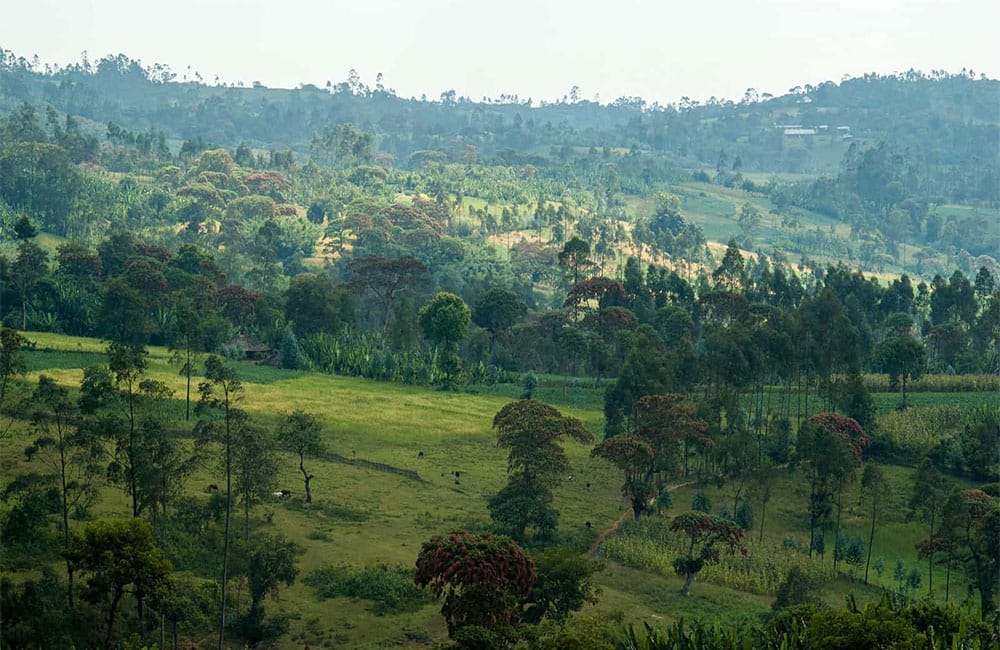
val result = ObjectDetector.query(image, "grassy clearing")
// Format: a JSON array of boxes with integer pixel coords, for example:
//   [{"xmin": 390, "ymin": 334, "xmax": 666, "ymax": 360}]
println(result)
[{"xmin": 6, "ymin": 333, "xmax": 628, "ymax": 648}]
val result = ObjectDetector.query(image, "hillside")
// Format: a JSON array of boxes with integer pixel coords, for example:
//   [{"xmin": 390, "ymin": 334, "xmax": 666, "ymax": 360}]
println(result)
[{"xmin": 4, "ymin": 332, "xmax": 995, "ymax": 648}]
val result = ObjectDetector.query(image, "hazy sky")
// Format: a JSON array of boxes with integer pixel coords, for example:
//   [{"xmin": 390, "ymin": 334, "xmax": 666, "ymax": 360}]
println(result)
[{"xmin": 3, "ymin": 0, "xmax": 997, "ymax": 104}]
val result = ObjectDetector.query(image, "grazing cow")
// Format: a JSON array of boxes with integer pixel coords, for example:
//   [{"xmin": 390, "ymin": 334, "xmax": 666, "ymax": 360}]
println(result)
[
  {"xmin": 206, "ymin": 484, "xmax": 220, "ymax": 493},
  {"xmin": 272, "ymin": 489, "xmax": 292, "ymax": 498},
  {"xmin": 417, "ymin": 451, "xmax": 424, "ymax": 459},
  {"xmin": 585, "ymin": 521, "xmax": 592, "ymax": 529}
]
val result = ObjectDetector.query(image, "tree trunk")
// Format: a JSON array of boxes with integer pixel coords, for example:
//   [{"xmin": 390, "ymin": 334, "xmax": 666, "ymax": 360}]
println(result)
[
  {"xmin": 833, "ymin": 486, "xmax": 844, "ymax": 571},
  {"xmin": 58, "ymin": 419, "xmax": 74, "ymax": 609},
  {"xmin": 926, "ymin": 513, "xmax": 934, "ymax": 595},
  {"xmin": 758, "ymin": 495, "xmax": 768, "ymax": 544},
  {"xmin": 864, "ymin": 491, "xmax": 877, "ymax": 584},
  {"xmin": 185, "ymin": 346, "xmax": 192, "ymax": 421},
  {"xmin": 944, "ymin": 552, "xmax": 951, "ymax": 602},
  {"xmin": 105, "ymin": 587, "xmax": 123, "ymax": 649},
  {"xmin": 128, "ymin": 382, "xmax": 138, "ymax": 519},
  {"xmin": 300, "ymin": 453, "xmax": 313, "ymax": 504},
  {"xmin": 218, "ymin": 401, "xmax": 232, "ymax": 650},
  {"xmin": 681, "ymin": 572, "xmax": 694, "ymax": 596}
]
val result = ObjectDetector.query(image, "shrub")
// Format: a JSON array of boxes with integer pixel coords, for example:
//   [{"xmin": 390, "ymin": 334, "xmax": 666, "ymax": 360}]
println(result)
[
  {"xmin": 735, "ymin": 501, "xmax": 754, "ymax": 530},
  {"xmin": 303, "ymin": 564, "xmax": 428, "ymax": 615}
]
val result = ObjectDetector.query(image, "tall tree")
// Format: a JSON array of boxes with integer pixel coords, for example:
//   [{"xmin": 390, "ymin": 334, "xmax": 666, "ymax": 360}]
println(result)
[
  {"xmin": 0, "ymin": 327, "xmax": 28, "ymax": 420},
  {"xmin": 873, "ymin": 335, "xmax": 925, "ymax": 407},
  {"xmin": 908, "ymin": 458, "xmax": 951, "ymax": 594},
  {"xmin": 419, "ymin": 292, "xmax": 471, "ymax": 389},
  {"xmin": 11, "ymin": 238, "xmax": 49, "ymax": 330},
  {"xmin": 795, "ymin": 413, "xmax": 868, "ymax": 559},
  {"xmin": 860, "ymin": 462, "xmax": 886, "ymax": 584},
  {"xmin": 347, "ymin": 255, "xmax": 428, "ymax": 344},
  {"xmin": 935, "ymin": 489, "xmax": 1000, "ymax": 619},
  {"xmin": 108, "ymin": 343, "xmax": 150, "ymax": 518},
  {"xmin": 473, "ymin": 286, "xmax": 527, "ymax": 360},
  {"xmin": 25, "ymin": 376, "xmax": 103, "ymax": 608},
  {"xmin": 67, "ymin": 519, "xmax": 173, "ymax": 649},
  {"xmin": 558, "ymin": 236, "xmax": 593, "ymax": 285},
  {"xmin": 233, "ymin": 533, "xmax": 300, "ymax": 643},
  {"xmin": 593, "ymin": 394, "xmax": 706, "ymax": 519},
  {"xmin": 487, "ymin": 400, "xmax": 592, "ymax": 540},
  {"xmin": 195, "ymin": 355, "xmax": 244, "ymax": 650}
]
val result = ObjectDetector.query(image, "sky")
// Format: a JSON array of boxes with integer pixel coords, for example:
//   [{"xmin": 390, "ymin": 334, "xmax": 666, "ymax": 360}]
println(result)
[{"xmin": 2, "ymin": 0, "xmax": 997, "ymax": 105}]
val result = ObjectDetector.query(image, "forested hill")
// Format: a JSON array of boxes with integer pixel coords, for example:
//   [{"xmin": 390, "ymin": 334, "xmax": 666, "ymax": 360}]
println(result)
[
  {"xmin": 1, "ymin": 50, "xmax": 997, "ymax": 185},
  {"xmin": 1, "ymin": 49, "xmax": 998, "ymax": 283}
]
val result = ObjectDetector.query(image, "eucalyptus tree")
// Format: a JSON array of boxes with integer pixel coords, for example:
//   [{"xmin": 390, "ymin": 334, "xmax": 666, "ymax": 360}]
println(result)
[{"xmin": 25, "ymin": 375, "xmax": 103, "ymax": 608}]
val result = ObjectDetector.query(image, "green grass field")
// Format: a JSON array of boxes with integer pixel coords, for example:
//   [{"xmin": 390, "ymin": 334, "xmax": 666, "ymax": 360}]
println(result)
[{"xmin": 3, "ymin": 331, "xmax": 993, "ymax": 647}]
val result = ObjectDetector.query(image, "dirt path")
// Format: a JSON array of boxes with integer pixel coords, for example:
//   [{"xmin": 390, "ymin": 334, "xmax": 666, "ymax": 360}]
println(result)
[{"xmin": 588, "ymin": 480, "xmax": 696, "ymax": 558}]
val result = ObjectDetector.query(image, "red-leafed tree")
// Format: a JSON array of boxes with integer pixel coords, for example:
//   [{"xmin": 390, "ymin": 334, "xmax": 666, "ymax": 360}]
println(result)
[
  {"xmin": 592, "ymin": 394, "xmax": 708, "ymax": 519},
  {"xmin": 415, "ymin": 531, "xmax": 536, "ymax": 648},
  {"xmin": 670, "ymin": 511, "xmax": 747, "ymax": 595}
]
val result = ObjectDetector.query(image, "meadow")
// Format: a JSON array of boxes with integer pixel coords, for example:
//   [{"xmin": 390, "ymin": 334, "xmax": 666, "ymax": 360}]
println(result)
[{"xmin": 3, "ymin": 331, "xmax": 994, "ymax": 648}]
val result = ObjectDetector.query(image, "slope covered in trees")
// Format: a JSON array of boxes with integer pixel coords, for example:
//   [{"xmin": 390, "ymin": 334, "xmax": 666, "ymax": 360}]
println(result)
[{"xmin": 0, "ymin": 48, "xmax": 998, "ymax": 649}]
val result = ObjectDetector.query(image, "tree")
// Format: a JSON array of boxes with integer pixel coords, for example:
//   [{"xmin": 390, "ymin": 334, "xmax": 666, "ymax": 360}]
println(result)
[
  {"xmin": 11, "ymin": 239, "xmax": 49, "ymax": 330},
  {"xmin": 0, "ymin": 327, "xmax": 28, "ymax": 419},
  {"xmin": 860, "ymin": 462, "xmax": 886, "ymax": 584},
  {"xmin": 473, "ymin": 287, "xmax": 527, "ymax": 359},
  {"xmin": 522, "ymin": 547, "xmax": 602, "ymax": 624},
  {"xmin": 414, "ymin": 531, "xmax": 536, "ymax": 648},
  {"xmin": 873, "ymin": 335, "xmax": 925, "ymax": 407},
  {"xmin": 284, "ymin": 272, "xmax": 352, "ymax": 337},
  {"xmin": 558, "ymin": 236, "xmax": 593, "ymax": 285},
  {"xmin": 419, "ymin": 291, "xmax": 471, "ymax": 349},
  {"xmin": 935, "ymin": 489, "xmax": 999, "ymax": 619},
  {"xmin": 487, "ymin": 400, "xmax": 592, "ymax": 540},
  {"xmin": 25, "ymin": 376, "xmax": 103, "ymax": 609},
  {"xmin": 106, "ymin": 343, "xmax": 153, "ymax": 518},
  {"xmin": 592, "ymin": 394, "xmax": 706, "ymax": 519},
  {"xmin": 712, "ymin": 239, "xmax": 746, "ymax": 292},
  {"xmin": 233, "ymin": 420, "xmax": 278, "ymax": 540},
  {"xmin": 795, "ymin": 413, "xmax": 868, "ymax": 559},
  {"xmin": 909, "ymin": 458, "xmax": 951, "ymax": 593},
  {"xmin": 591, "ymin": 434, "xmax": 656, "ymax": 520},
  {"xmin": 669, "ymin": 512, "xmax": 746, "ymax": 595},
  {"xmin": 419, "ymin": 292, "xmax": 471, "ymax": 389},
  {"xmin": 347, "ymin": 255, "xmax": 428, "ymax": 344},
  {"xmin": 276, "ymin": 410, "xmax": 325, "ymax": 504},
  {"xmin": 233, "ymin": 533, "xmax": 300, "ymax": 644},
  {"xmin": 67, "ymin": 519, "xmax": 173, "ymax": 649},
  {"xmin": 195, "ymin": 355, "xmax": 244, "ymax": 650}
]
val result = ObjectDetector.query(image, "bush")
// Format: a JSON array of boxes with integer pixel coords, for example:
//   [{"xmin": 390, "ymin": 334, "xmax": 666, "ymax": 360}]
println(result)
[
  {"xmin": 735, "ymin": 501, "xmax": 754, "ymax": 530},
  {"xmin": 303, "ymin": 564, "xmax": 428, "ymax": 615},
  {"xmin": 773, "ymin": 566, "xmax": 824, "ymax": 610},
  {"xmin": 691, "ymin": 491, "xmax": 711, "ymax": 513}
]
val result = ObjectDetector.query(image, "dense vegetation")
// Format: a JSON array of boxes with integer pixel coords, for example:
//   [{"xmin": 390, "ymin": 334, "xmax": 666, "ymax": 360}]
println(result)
[{"xmin": 0, "ymin": 48, "xmax": 997, "ymax": 649}]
